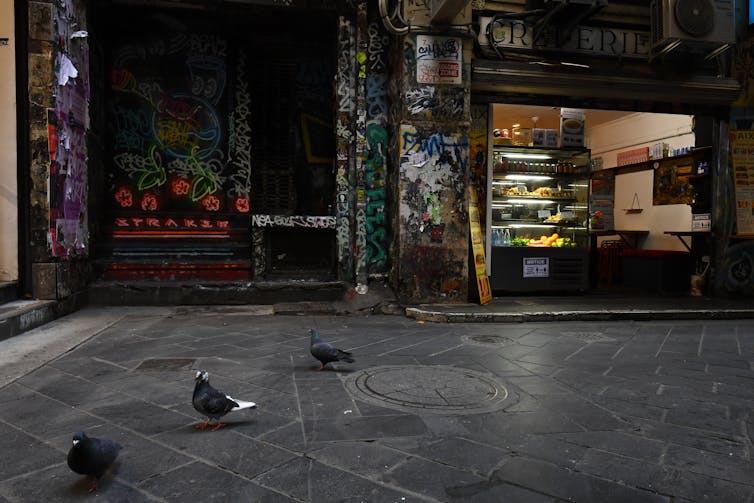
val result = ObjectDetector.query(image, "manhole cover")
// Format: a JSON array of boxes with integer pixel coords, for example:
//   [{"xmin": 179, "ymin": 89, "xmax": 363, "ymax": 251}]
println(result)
[
  {"xmin": 562, "ymin": 332, "xmax": 613, "ymax": 342},
  {"xmin": 135, "ymin": 358, "xmax": 196, "ymax": 371},
  {"xmin": 463, "ymin": 334, "xmax": 514, "ymax": 346},
  {"xmin": 344, "ymin": 365, "xmax": 512, "ymax": 415}
]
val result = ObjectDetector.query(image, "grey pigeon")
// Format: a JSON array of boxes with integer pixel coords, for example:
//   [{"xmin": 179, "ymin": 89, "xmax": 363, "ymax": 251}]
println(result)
[
  {"xmin": 309, "ymin": 328, "xmax": 354, "ymax": 370},
  {"xmin": 192, "ymin": 370, "xmax": 256, "ymax": 430},
  {"xmin": 66, "ymin": 431, "xmax": 122, "ymax": 492}
]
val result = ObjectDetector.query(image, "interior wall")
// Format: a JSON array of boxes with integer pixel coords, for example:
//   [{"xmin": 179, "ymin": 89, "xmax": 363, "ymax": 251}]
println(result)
[
  {"xmin": 587, "ymin": 112, "xmax": 695, "ymax": 168},
  {"xmin": 0, "ymin": 2, "xmax": 18, "ymax": 282},
  {"xmin": 588, "ymin": 113, "xmax": 696, "ymax": 252}
]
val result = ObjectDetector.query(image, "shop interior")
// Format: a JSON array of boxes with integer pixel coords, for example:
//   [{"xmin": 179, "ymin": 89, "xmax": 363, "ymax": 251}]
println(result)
[{"xmin": 487, "ymin": 104, "xmax": 712, "ymax": 296}]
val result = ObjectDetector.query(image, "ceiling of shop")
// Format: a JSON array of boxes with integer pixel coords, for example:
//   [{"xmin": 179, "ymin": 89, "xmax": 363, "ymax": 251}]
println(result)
[{"xmin": 492, "ymin": 104, "xmax": 634, "ymax": 131}]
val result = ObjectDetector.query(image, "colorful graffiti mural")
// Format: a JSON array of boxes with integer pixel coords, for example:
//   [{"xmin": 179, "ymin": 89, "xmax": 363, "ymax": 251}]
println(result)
[{"xmin": 108, "ymin": 32, "xmax": 248, "ymax": 218}]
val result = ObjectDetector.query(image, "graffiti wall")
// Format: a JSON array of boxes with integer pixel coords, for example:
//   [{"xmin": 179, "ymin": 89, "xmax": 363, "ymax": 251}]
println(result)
[
  {"xmin": 403, "ymin": 35, "xmax": 466, "ymax": 122},
  {"xmin": 398, "ymin": 125, "xmax": 469, "ymax": 300},
  {"xmin": 364, "ymin": 19, "xmax": 390, "ymax": 276},
  {"xmin": 335, "ymin": 16, "xmax": 356, "ymax": 280},
  {"xmin": 108, "ymin": 28, "xmax": 248, "ymax": 226}
]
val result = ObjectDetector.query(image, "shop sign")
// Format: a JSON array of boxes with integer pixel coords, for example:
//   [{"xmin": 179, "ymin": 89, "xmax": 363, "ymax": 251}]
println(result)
[
  {"xmin": 468, "ymin": 186, "xmax": 492, "ymax": 304},
  {"xmin": 479, "ymin": 17, "xmax": 650, "ymax": 60},
  {"xmin": 416, "ymin": 35, "xmax": 462, "ymax": 84},
  {"xmin": 523, "ymin": 257, "xmax": 549, "ymax": 278}
]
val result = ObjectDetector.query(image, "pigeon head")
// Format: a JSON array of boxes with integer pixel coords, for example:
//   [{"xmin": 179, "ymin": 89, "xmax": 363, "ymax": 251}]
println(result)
[
  {"xmin": 309, "ymin": 328, "xmax": 320, "ymax": 341},
  {"xmin": 72, "ymin": 431, "xmax": 87, "ymax": 446},
  {"xmin": 195, "ymin": 370, "xmax": 209, "ymax": 383}
]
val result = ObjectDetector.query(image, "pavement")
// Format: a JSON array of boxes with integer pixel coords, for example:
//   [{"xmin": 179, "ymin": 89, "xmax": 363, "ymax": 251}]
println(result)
[{"xmin": 0, "ymin": 303, "xmax": 753, "ymax": 502}]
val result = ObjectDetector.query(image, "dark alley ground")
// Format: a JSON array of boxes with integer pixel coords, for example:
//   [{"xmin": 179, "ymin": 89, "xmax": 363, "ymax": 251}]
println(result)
[{"xmin": 0, "ymin": 305, "xmax": 752, "ymax": 502}]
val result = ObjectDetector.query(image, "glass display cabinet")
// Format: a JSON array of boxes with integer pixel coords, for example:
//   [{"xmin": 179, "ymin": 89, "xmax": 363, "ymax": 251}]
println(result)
[{"xmin": 486, "ymin": 146, "xmax": 591, "ymax": 292}]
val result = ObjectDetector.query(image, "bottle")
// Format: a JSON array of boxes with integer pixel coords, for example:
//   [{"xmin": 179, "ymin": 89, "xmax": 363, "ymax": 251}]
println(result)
[{"xmin": 503, "ymin": 228, "xmax": 511, "ymax": 246}]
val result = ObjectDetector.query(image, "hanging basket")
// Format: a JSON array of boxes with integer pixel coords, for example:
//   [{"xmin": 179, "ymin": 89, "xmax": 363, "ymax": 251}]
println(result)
[{"xmin": 624, "ymin": 193, "xmax": 643, "ymax": 214}]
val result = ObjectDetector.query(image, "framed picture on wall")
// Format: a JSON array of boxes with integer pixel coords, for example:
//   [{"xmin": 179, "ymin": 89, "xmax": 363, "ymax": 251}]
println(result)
[{"xmin": 653, "ymin": 163, "xmax": 693, "ymax": 205}]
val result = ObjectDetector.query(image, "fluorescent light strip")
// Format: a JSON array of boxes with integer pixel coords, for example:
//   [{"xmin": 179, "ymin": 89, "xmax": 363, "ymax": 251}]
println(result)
[
  {"xmin": 505, "ymin": 174, "xmax": 553, "ymax": 181},
  {"xmin": 502, "ymin": 153, "xmax": 552, "ymax": 160},
  {"xmin": 506, "ymin": 198, "xmax": 554, "ymax": 204}
]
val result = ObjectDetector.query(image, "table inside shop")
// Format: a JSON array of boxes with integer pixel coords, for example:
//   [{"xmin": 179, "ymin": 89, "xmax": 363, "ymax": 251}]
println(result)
[
  {"xmin": 589, "ymin": 229, "xmax": 649, "ymax": 287},
  {"xmin": 591, "ymin": 229, "xmax": 649, "ymax": 248},
  {"xmin": 664, "ymin": 231, "xmax": 710, "ymax": 252}
]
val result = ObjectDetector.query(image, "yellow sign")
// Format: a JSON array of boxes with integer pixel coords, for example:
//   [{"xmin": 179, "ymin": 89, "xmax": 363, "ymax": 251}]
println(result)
[
  {"xmin": 731, "ymin": 130, "xmax": 754, "ymax": 235},
  {"xmin": 468, "ymin": 186, "xmax": 492, "ymax": 304}
]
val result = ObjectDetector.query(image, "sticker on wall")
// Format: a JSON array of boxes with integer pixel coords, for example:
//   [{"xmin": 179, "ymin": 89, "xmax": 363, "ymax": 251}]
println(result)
[{"xmin": 415, "ymin": 35, "xmax": 462, "ymax": 85}]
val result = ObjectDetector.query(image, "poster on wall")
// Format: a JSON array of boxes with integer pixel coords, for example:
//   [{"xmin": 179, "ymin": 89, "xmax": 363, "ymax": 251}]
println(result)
[
  {"xmin": 653, "ymin": 162, "xmax": 694, "ymax": 205},
  {"xmin": 415, "ymin": 35, "xmax": 462, "ymax": 84},
  {"xmin": 589, "ymin": 172, "xmax": 615, "ymax": 230},
  {"xmin": 731, "ymin": 130, "xmax": 754, "ymax": 234}
]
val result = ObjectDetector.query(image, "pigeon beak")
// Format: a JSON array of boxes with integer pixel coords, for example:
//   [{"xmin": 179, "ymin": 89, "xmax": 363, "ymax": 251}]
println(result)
[{"xmin": 72, "ymin": 439, "xmax": 79, "ymax": 446}]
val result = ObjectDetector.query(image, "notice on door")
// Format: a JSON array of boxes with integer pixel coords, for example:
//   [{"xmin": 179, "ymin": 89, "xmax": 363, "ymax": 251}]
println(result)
[{"xmin": 523, "ymin": 257, "xmax": 549, "ymax": 278}]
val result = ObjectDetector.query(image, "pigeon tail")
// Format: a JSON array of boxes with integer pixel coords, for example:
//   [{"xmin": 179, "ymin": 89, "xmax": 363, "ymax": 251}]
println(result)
[
  {"xmin": 229, "ymin": 397, "xmax": 257, "ymax": 411},
  {"xmin": 337, "ymin": 350, "xmax": 354, "ymax": 363}
]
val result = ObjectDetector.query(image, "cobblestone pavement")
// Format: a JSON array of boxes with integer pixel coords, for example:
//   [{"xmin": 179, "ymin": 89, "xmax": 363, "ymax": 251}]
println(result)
[{"xmin": 0, "ymin": 306, "xmax": 752, "ymax": 502}]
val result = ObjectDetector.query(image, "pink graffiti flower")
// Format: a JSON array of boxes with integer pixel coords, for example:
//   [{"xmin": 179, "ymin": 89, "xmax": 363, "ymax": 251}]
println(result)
[
  {"xmin": 141, "ymin": 193, "xmax": 159, "ymax": 211},
  {"xmin": 115, "ymin": 187, "xmax": 133, "ymax": 208},
  {"xmin": 235, "ymin": 198, "xmax": 250, "ymax": 213},
  {"xmin": 171, "ymin": 178, "xmax": 190, "ymax": 196},
  {"xmin": 202, "ymin": 195, "xmax": 220, "ymax": 211}
]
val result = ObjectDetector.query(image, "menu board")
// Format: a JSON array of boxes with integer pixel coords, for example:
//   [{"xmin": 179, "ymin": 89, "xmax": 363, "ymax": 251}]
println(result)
[{"xmin": 731, "ymin": 130, "xmax": 754, "ymax": 234}]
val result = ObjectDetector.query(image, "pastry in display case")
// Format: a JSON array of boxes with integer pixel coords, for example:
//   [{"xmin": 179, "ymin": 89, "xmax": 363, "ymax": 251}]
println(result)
[{"xmin": 486, "ymin": 146, "xmax": 591, "ymax": 292}]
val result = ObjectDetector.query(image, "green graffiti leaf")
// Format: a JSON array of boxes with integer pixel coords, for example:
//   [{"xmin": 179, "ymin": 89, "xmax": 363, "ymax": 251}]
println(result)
[
  {"xmin": 137, "ymin": 169, "xmax": 166, "ymax": 190},
  {"xmin": 191, "ymin": 176, "xmax": 214, "ymax": 202}
]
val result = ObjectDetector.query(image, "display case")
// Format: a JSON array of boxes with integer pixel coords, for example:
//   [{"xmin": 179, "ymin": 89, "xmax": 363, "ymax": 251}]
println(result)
[{"xmin": 486, "ymin": 146, "xmax": 591, "ymax": 292}]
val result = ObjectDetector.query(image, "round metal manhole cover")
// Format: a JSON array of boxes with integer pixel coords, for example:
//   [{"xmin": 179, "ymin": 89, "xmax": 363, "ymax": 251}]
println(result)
[
  {"xmin": 462, "ymin": 334, "xmax": 515, "ymax": 346},
  {"xmin": 344, "ymin": 365, "xmax": 513, "ymax": 415}
]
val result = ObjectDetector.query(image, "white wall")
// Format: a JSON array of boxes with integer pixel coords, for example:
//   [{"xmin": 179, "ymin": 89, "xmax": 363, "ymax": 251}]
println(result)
[
  {"xmin": 0, "ymin": 2, "xmax": 17, "ymax": 282},
  {"xmin": 587, "ymin": 113, "xmax": 696, "ymax": 252}
]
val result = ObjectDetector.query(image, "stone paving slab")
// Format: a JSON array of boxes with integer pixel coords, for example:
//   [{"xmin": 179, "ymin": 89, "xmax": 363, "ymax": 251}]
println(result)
[{"xmin": 0, "ymin": 306, "xmax": 753, "ymax": 502}]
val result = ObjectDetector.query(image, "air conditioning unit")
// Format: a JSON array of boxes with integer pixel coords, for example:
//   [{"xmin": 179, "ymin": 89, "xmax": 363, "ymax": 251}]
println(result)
[{"xmin": 651, "ymin": 0, "xmax": 735, "ymax": 51}]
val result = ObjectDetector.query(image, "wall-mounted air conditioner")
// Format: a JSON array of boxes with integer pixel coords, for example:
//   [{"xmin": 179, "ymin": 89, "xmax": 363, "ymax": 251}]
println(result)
[{"xmin": 651, "ymin": 0, "xmax": 736, "ymax": 52}]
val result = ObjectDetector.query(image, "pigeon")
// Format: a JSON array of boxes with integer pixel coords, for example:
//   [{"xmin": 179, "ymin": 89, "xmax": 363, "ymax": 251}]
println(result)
[
  {"xmin": 192, "ymin": 370, "xmax": 256, "ymax": 430},
  {"xmin": 66, "ymin": 431, "xmax": 122, "ymax": 492},
  {"xmin": 309, "ymin": 328, "xmax": 354, "ymax": 370}
]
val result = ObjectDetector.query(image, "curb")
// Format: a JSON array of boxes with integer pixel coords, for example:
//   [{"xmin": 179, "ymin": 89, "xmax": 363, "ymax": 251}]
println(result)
[{"xmin": 404, "ymin": 307, "xmax": 754, "ymax": 323}]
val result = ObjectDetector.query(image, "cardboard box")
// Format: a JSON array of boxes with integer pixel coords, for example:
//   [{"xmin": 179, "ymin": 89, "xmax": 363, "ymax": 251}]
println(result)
[{"xmin": 560, "ymin": 108, "xmax": 584, "ymax": 147}]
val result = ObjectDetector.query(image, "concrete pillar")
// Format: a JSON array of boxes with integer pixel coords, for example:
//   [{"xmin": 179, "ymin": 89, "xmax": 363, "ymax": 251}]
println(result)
[{"xmin": 391, "ymin": 32, "xmax": 472, "ymax": 303}]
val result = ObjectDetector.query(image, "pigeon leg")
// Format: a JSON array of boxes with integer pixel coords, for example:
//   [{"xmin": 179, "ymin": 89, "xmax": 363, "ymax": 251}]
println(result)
[
  {"xmin": 194, "ymin": 419, "xmax": 212, "ymax": 430},
  {"xmin": 211, "ymin": 422, "xmax": 226, "ymax": 431},
  {"xmin": 87, "ymin": 478, "xmax": 98, "ymax": 493}
]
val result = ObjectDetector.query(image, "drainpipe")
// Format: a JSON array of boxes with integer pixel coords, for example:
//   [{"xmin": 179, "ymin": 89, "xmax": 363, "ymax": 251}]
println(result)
[{"xmin": 14, "ymin": 0, "xmax": 31, "ymax": 298}]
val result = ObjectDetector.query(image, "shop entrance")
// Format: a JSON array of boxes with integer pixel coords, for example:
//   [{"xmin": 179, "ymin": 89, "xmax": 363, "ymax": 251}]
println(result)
[
  {"xmin": 485, "ymin": 102, "xmax": 716, "ymax": 296},
  {"xmin": 92, "ymin": 4, "xmax": 337, "ymax": 281}
]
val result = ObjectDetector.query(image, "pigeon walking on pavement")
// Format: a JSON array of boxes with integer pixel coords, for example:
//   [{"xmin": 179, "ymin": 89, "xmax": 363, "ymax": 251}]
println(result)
[
  {"xmin": 309, "ymin": 328, "xmax": 354, "ymax": 370},
  {"xmin": 192, "ymin": 370, "xmax": 256, "ymax": 430},
  {"xmin": 66, "ymin": 431, "xmax": 122, "ymax": 492}
]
